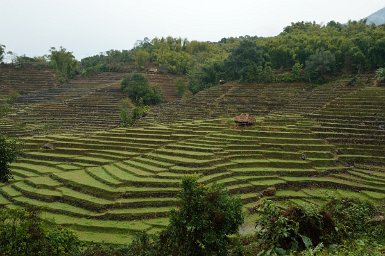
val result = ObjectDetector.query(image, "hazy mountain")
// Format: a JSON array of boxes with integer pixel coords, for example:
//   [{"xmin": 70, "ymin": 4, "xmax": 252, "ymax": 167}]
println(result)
[{"xmin": 366, "ymin": 7, "xmax": 385, "ymax": 25}]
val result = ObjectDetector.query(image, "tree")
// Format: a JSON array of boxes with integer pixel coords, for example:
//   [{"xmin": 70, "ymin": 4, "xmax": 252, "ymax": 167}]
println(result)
[
  {"xmin": 161, "ymin": 176, "xmax": 244, "ymax": 255},
  {"xmin": 49, "ymin": 47, "xmax": 78, "ymax": 83},
  {"xmin": 305, "ymin": 49, "xmax": 336, "ymax": 83},
  {"xmin": 175, "ymin": 78, "xmax": 187, "ymax": 97},
  {"xmin": 121, "ymin": 73, "xmax": 162, "ymax": 105},
  {"xmin": 0, "ymin": 134, "xmax": 18, "ymax": 183},
  {"xmin": 224, "ymin": 40, "xmax": 269, "ymax": 82},
  {"xmin": 134, "ymin": 49, "xmax": 150, "ymax": 70},
  {"xmin": 0, "ymin": 208, "xmax": 80, "ymax": 256},
  {"xmin": 0, "ymin": 44, "xmax": 5, "ymax": 63}
]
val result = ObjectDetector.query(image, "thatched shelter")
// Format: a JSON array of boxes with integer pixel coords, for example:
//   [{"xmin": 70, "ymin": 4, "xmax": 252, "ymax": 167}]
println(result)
[{"xmin": 234, "ymin": 113, "xmax": 256, "ymax": 126}]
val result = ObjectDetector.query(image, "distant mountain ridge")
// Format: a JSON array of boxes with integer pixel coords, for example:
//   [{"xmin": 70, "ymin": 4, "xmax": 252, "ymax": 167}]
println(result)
[{"xmin": 366, "ymin": 7, "xmax": 385, "ymax": 25}]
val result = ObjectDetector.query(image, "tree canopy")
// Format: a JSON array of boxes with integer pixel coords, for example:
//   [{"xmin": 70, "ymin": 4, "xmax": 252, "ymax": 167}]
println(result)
[
  {"xmin": 0, "ymin": 44, "xmax": 5, "ymax": 63},
  {"xmin": 0, "ymin": 135, "xmax": 18, "ymax": 183},
  {"xmin": 48, "ymin": 47, "xmax": 78, "ymax": 82},
  {"xmin": 161, "ymin": 176, "xmax": 244, "ymax": 255},
  {"xmin": 121, "ymin": 73, "xmax": 162, "ymax": 105}
]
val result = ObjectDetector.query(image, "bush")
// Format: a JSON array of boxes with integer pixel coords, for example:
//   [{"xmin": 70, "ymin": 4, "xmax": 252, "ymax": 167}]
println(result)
[
  {"xmin": 160, "ymin": 176, "xmax": 244, "ymax": 255},
  {"xmin": 301, "ymin": 239, "xmax": 384, "ymax": 256},
  {"xmin": 255, "ymin": 198, "xmax": 380, "ymax": 255},
  {"xmin": 291, "ymin": 62, "xmax": 304, "ymax": 81},
  {"xmin": 49, "ymin": 47, "xmax": 79, "ymax": 83},
  {"xmin": 120, "ymin": 104, "xmax": 149, "ymax": 127},
  {"xmin": 0, "ymin": 208, "xmax": 80, "ymax": 256},
  {"xmin": 0, "ymin": 134, "xmax": 18, "ymax": 182},
  {"xmin": 121, "ymin": 73, "xmax": 163, "ymax": 105},
  {"xmin": 6, "ymin": 90, "xmax": 20, "ymax": 104},
  {"xmin": 175, "ymin": 78, "xmax": 187, "ymax": 97},
  {"xmin": 0, "ymin": 103, "xmax": 11, "ymax": 118},
  {"xmin": 375, "ymin": 67, "xmax": 385, "ymax": 82}
]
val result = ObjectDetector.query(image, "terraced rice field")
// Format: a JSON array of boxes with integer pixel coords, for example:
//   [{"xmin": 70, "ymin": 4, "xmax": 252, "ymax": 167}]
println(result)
[
  {"xmin": 0, "ymin": 66, "xmax": 181, "ymax": 136},
  {"xmin": 1, "ymin": 68, "xmax": 385, "ymax": 243}
]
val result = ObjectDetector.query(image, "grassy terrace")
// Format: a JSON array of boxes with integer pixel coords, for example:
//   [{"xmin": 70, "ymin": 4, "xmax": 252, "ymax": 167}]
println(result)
[{"xmin": 1, "ymin": 77, "xmax": 385, "ymax": 243}]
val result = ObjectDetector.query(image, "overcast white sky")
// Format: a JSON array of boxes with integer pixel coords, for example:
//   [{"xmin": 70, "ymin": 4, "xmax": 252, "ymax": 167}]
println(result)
[{"xmin": 1, "ymin": 0, "xmax": 384, "ymax": 59}]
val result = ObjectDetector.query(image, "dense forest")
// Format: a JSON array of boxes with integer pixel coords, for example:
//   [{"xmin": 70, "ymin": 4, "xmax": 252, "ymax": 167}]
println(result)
[{"xmin": 2, "ymin": 20, "xmax": 385, "ymax": 91}]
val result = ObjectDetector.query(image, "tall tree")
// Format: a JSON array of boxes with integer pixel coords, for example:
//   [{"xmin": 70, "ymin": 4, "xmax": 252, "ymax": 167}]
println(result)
[
  {"xmin": 49, "ymin": 47, "xmax": 78, "ymax": 82},
  {"xmin": 161, "ymin": 176, "xmax": 244, "ymax": 255},
  {"xmin": 0, "ymin": 135, "xmax": 18, "ymax": 183},
  {"xmin": 0, "ymin": 44, "xmax": 5, "ymax": 62}
]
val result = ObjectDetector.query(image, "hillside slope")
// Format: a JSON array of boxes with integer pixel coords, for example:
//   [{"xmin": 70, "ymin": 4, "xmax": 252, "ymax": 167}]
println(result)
[
  {"xmin": 0, "ymin": 67, "xmax": 181, "ymax": 136},
  {"xmin": 366, "ymin": 6, "xmax": 385, "ymax": 25},
  {"xmin": 1, "ymin": 75, "xmax": 384, "ymax": 243}
]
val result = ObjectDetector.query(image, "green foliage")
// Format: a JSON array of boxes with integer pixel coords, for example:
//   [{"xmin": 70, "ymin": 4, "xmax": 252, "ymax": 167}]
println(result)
[
  {"xmin": 46, "ymin": 228, "xmax": 81, "ymax": 256},
  {"xmin": 0, "ymin": 44, "xmax": 6, "ymax": 62},
  {"xmin": 6, "ymin": 90, "xmax": 20, "ymax": 104},
  {"xmin": 0, "ymin": 103, "xmax": 11, "ymax": 118},
  {"xmin": 121, "ymin": 73, "xmax": 163, "ymax": 105},
  {"xmin": 81, "ymin": 244, "xmax": 124, "ymax": 256},
  {"xmin": 14, "ymin": 55, "xmax": 49, "ymax": 68},
  {"xmin": 80, "ymin": 50, "xmax": 133, "ymax": 76},
  {"xmin": 120, "ymin": 103, "xmax": 150, "ymax": 127},
  {"xmin": 375, "ymin": 67, "xmax": 385, "ymax": 81},
  {"xmin": 304, "ymin": 49, "xmax": 336, "ymax": 83},
  {"xmin": 0, "ymin": 134, "xmax": 18, "ymax": 182},
  {"xmin": 321, "ymin": 198, "xmax": 377, "ymax": 242},
  {"xmin": 49, "ymin": 47, "xmax": 78, "ymax": 83},
  {"xmin": 301, "ymin": 239, "xmax": 384, "ymax": 256},
  {"xmin": 0, "ymin": 208, "xmax": 80, "ymax": 256},
  {"xmin": 224, "ymin": 40, "xmax": 269, "ymax": 83},
  {"xmin": 125, "ymin": 232, "xmax": 157, "ymax": 256},
  {"xmin": 175, "ymin": 78, "xmax": 187, "ymax": 97},
  {"xmin": 134, "ymin": 49, "xmax": 150, "ymax": 70},
  {"xmin": 255, "ymin": 198, "xmax": 380, "ymax": 255},
  {"xmin": 152, "ymin": 37, "xmax": 192, "ymax": 74},
  {"xmin": 160, "ymin": 176, "xmax": 244, "ymax": 255},
  {"xmin": 188, "ymin": 61, "xmax": 224, "ymax": 93},
  {"xmin": 291, "ymin": 62, "xmax": 304, "ymax": 81}
]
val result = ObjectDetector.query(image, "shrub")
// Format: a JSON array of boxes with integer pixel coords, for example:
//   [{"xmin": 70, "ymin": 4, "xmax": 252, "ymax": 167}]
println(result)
[
  {"xmin": 375, "ymin": 67, "xmax": 385, "ymax": 82},
  {"xmin": 160, "ymin": 176, "xmax": 244, "ymax": 255},
  {"xmin": 120, "ymin": 104, "xmax": 149, "ymax": 127},
  {"xmin": 0, "ymin": 134, "xmax": 18, "ymax": 182},
  {"xmin": 49, "ymin": 47, "xmax": 79, "ymax": 83},
  {"xmin": 6, "ymin": 90, "xmax": 20, "ymax": 104},
  {"xmin": 175, "ymin": 78, "xmax": 187, "ymax": 97},
  {"xmin": 0, "ymin": 103, "xmax": 11, "ymax": 118},
  {"xmin": 255, "ymin": 198, "xmax": 380, "ymax": 255},
  {"xmin": 321, "ymin": 198, "xmax": 377, "ymax": 242},
  {"xmin": 121, "ymin": 73, "xmax": 163, "ymax": 105},
  {"xmin": 291, "ymin": 62, "xmax": 304, "ymax": 81},
  {"xmin": 0, "ymin": 208, "xmax": 80, "ymax": 256}
]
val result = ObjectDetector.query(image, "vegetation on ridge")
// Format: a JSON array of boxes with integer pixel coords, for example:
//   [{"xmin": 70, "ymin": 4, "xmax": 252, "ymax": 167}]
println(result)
[{"xmin": 0, "ymin": 134, "xmax": 18, "ymax": 183}]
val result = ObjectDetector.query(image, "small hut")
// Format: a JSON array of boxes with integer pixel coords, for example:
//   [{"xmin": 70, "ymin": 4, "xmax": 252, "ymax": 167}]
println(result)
[{"xmin": 234, "ymin": 113, "xmax": 256, "ymax": 126}]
